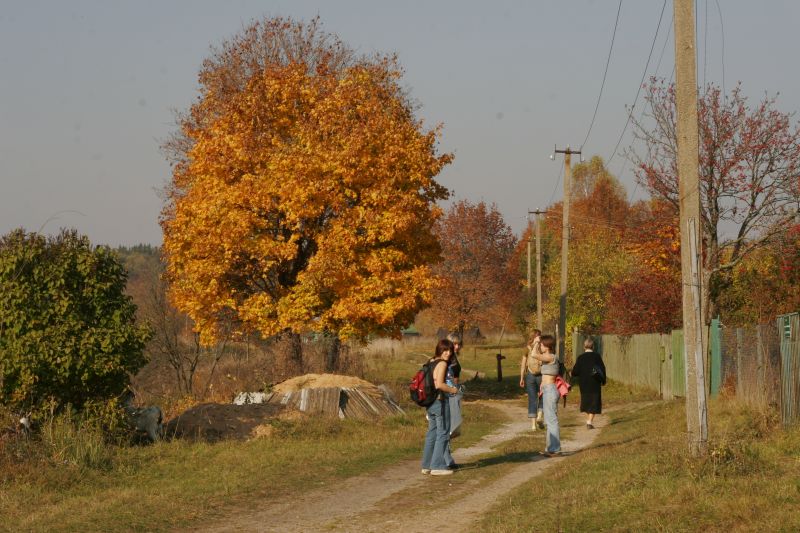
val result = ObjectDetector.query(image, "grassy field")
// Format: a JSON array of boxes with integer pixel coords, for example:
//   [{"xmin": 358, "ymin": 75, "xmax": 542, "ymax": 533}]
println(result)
[
  {"xmin": 477, "ymin": 395, "xmax": 800, "ymax": 532},
  {"xmin": 0, "ymin": 336, "xmax": 527, "ymax": 532},
  {"xmin": 6, "ymin": 336, "xmax": 795, "ymax": 532}
]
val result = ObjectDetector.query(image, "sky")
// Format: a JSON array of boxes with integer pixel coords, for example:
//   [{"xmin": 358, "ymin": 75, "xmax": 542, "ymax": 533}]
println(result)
[{"xmin": 2, "ymin": 0, "xmax": 800, "ymax": 246}]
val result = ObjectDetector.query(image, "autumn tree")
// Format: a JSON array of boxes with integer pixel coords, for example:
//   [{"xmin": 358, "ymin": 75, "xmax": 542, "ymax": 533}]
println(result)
[
  {"xmin": 429, "ymin": 200, "xmax": 517, "ymax": 340},
  {"xmin": 0, "ymin": 229, "xmax": 151, "ymax": 411},
  {"xmin": 603, "ymin": 199, "xmax": 682, "ymax": 334},
  {"xmin": 630, "ymin": 80, "xmax": 800, "ymax": 322},
  {"xmin": 715, "ymin": 223, "xmax": 800, "ymax": 325},
  {"xmin": 540, "ymin": 159, "xmax": 633, "ymax": 344},
  {"xmin": 161, "ymin": 17, "xmax": 451, "ymax": 370}
]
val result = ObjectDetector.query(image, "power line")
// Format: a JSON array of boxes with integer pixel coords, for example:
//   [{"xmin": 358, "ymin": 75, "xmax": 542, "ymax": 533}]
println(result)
[
  {"xmin": 607, "ymin": 0, "xmax": 667, "ymax": 167},
  {"xmin": 703, "ymin": 0, "xmax": 709, "ymax": 89},
  {"xmin": 606, "ymin": 0, "xmax": 667, "ymax": 166},
  {"xmin": 581, "ymin": 0, "xmax": 623, "ymax": 150},
  {"xmin": 547, "ymin": 159, "xmax": 564, "ymax": 207},
  {"xmin": 715, "ymin": 0, "xmax": 726, "ymax": 96},
  {"xmin": 654, "ymin": 12, "xmax": 673, "ymax": 78}
]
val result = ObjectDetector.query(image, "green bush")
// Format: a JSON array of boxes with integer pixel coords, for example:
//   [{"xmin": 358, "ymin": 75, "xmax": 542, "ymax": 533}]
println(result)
[{"xmin": 0, "ymin": 228, "xmax": 152, "ymax": 411}]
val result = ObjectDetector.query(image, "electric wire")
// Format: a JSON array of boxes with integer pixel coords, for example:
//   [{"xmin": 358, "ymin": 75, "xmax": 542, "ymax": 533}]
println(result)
[
  {"xmin": 606, "ymin": 0, "xmax": 668, "ymax": 167},
  {"xmin": 547, "ymin": 159, "xmax": 564, "ymax": 207},
  {"xmin": 580, "ymin": 0, "xmax": 623, "ymax": 151},
  {"xmin": 715, "ymin": 0, "xmax": 726, "ymax": 96},
  {"xmin": 703, "ymin": 0, "xmax": 709, "ymax": 89}
]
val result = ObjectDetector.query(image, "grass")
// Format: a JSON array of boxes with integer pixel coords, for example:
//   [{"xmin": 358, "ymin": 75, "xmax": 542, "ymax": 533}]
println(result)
[
  {"xmin": 476, "ymin": 395, "xmax": 800, "ymax": 532},
  {"xmin": 0, "ymin": 401, "xmax": 506, "ymax": 532}
]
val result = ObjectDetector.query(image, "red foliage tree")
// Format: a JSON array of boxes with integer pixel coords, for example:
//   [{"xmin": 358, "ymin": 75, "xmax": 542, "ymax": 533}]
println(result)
[
  {"xmin": 630, "ymin": 80, "xmax": 800, "ymax": 321},
  {"xmin": 430, "ymin": 200, "xmax": 518, "ymax": 338}
]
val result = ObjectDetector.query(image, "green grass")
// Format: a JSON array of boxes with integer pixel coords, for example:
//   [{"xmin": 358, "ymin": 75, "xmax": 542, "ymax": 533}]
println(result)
[
  {"xmin": 476, "ymin": 396, "xmax": 800, "ymax": 532},
  {"xmin": 0, "ymin": 402, "xmax": 506, "ymax": 532}
]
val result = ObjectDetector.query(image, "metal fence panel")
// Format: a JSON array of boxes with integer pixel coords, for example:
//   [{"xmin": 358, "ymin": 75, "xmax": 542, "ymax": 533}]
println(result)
[
  {"xmin": 671, "ymin": 329, "xmax": 686, "ymax": 398},
  {"xmin": 779, "ymin": 313, "xmax": 800, "ymax": 426}
]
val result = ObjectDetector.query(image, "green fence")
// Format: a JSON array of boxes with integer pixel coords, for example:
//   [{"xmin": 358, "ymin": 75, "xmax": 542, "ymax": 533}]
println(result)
[
  {"xmin": 779, "ymin": 313, "xmax": 800, "ymax": 426},
  {"xmin": 576, "ymin": 313, "xmax": 799, "ymax": 426}
]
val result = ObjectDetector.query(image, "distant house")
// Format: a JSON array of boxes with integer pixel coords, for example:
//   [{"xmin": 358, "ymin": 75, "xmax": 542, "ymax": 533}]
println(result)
[
  {"xmin": 401, "ymin": 324, "xmax": 421, "ymax": 338},
  {"xmin": 435, "ymin": 326, "xmax": 485, "ymax": 342}
]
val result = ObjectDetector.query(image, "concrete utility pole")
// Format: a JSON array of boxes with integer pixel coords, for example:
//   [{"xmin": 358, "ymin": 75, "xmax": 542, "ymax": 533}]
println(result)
[
  {"xmin": 528, "ymin": 209, "xmax": 546, "ymax": 331},
  {"xmin": 526, "ymin": 215, "xmax": 532, "ymax": 294},
  {"xmin": 674, "ymin": 0, "xmax": 708, "ymax": 456},
  {"xmin": 553, "ymin": 146, "xmax": 580, "ymax": 361}
]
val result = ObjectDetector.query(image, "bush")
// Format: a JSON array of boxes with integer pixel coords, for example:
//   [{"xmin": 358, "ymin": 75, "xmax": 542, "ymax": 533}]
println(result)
[{"xmin": 0, "ymin": 229, "xmax": 152, "ymax": 412}]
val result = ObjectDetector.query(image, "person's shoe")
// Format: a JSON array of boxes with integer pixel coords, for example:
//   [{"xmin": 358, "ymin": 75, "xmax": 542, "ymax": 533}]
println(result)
[
  {"xmin": 421, "ymin": 468, "xmax": 431, "ymax": 475},
  {"xmin": 431, "ymin": 469, "xmax": 454, "ymax": 476},
  {"xmin": 447, "ymin": 463, "xmax": 460, "ymax": 470},
  {"xmin": 541, "ymin": 451, "xmax": 561, "ymax": 458},
  {"xmin": 586, "ymin": 423, "xmax": 595, "ymax": 429},
  {"xmin": 536, "ymin": 419, "xmax": 545, "ymax": 430}
]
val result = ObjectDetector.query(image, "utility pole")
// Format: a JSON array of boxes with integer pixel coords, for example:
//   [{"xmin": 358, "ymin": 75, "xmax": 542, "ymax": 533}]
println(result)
[
  {"xmin": 526, "ymin": 215, "xmax": 532, "ymax": 294},
  {"xmin": 528, "ymin": 209, "xmax": 546, "ymax": 331},
  {"xmin": 674, "ymin": 0, "xmax": 708, "ymax": 456},
  {"xmin": 553, "ymin": 146, "xmax": 580, "ymax": 362}
]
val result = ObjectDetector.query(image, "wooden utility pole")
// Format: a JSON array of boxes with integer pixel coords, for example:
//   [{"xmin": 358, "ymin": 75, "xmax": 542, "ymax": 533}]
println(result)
[
  {"xmin": 674, "ymin": 0, "xmax": 708, "ymax": 456},
  {"xmin": 553, "ymin": 146, "xmax": 580, "ymax": 362},
  {"xmin": 528, "ymin": 209, "xmax": 546, "ymax": 331}
]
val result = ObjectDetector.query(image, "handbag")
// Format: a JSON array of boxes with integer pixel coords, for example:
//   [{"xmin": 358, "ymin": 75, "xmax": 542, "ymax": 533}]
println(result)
[{"xmin": 591, "ymin": 364, "xmax": 606, "ymax": 384}]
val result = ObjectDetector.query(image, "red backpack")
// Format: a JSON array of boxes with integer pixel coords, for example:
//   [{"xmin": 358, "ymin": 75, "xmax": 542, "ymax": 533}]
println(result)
[{"xmin": 409, "ymin": 359, "xmax": 444, "ymax": 407}]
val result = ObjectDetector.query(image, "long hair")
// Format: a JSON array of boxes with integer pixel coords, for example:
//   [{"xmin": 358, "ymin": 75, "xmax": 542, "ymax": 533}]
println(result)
[
  {"xmin": 435, "ymin": 339, "xmax": 454, "ymax": 358},
  {"xmin": 539, "ymin": 335, "xmax": 556, "ymax": 354}
]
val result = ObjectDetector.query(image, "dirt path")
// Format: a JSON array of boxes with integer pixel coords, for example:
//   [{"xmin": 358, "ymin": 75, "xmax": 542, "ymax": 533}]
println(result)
[{"xmin": 200, "ymin": 400, "xmax": 607, "ymax": 533}]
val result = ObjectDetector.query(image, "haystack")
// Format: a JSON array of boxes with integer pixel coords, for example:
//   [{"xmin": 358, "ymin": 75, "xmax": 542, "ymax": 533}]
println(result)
[{"xmin": 235, "ymin": 373, "xmax": 404, "ymax": 420}]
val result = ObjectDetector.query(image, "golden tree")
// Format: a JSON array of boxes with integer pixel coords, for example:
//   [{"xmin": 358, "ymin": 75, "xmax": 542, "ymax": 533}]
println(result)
[{"xmin": 161, "ymin": 18, "xmax": 451, "ymax": 369}]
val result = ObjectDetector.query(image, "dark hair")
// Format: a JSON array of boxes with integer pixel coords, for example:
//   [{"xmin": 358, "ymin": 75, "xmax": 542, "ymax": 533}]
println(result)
[
  {"xmin": 435, "ymin": 339, "xmax": 454, "ymax": 358},
  {"xmin": 528, "ymin": 329, "xmax": 542, "ymax": 344},
  {"xmin": 539, "ymin": 335, "xmax": 556, "ymax": 353}
]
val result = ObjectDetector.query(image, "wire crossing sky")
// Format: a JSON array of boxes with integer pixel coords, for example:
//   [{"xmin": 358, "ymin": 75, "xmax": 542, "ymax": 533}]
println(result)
[{"xmin": 2, "ymin": 0, "xmax": 799, "ymax": 246}]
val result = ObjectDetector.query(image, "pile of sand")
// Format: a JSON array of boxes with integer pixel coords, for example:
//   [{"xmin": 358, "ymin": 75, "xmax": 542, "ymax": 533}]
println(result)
[{"xmin": 272, "ymin": 373, "xmax": 376, "ymax": 393}]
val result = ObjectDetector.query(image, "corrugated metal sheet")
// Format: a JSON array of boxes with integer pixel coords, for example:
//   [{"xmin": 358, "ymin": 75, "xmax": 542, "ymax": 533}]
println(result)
[
  {"xmin": 779, "ymin": 313, "xmax": 800, "ymax": 426},
  {"xmin": 265, "ymin": 386, "xmax": 404, "ymax": 420}
]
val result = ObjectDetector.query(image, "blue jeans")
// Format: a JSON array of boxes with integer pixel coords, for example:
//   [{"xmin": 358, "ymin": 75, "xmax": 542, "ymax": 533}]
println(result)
[
  {"xmin": 525, "ymin": 372, "xmax": 542, "ymax": 417},
  {"xmin": 541, "ymin": 383, "xmax": 560, "ymax": 453},
  {"xmin": 421, "ymin": 398, "xmax": 450, "ymax": 470}
]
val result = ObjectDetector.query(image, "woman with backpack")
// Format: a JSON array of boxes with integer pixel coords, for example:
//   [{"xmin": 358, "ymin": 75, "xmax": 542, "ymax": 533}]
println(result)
[
  {"xmin": 421, "ymin": 338, "xmax": 460, "ymax": 476},
  {"xmin": 533, "ymin": 334, "xmax": 561, "ymax": 457},
  {"xmin": 571, "ymin": 336, "xmax": 606, "ymax": 429}
]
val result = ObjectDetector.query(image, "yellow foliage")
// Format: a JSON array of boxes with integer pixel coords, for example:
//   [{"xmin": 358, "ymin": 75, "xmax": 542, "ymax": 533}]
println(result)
[{"xmin": 162, "ymin": 56, "xmax": 451, "ymax": 345}]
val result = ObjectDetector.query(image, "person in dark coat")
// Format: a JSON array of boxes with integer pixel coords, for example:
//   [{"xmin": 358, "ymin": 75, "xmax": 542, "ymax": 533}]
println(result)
[{"xmin": 571, "ymin": 337, "xmax": 606, "ymax": 429}]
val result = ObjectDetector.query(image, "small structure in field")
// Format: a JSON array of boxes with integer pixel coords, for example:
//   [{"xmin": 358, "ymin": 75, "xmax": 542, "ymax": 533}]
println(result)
[{"xmin": 235, "ymin": 374, "xmax": 404, "ymax": 420}]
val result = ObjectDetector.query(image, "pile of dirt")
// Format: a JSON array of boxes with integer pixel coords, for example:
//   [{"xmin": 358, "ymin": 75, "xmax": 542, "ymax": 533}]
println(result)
[
  {"xmin": 165, "ymin": 374, "xmax": 403, "ymax": 443},
  {"xmin": 164, "ymin": 402, "xmax": 288, "ymax": 442},
  {"xmin": 272, "ymin": 373, "xmax": 377, "ymax": 393}
]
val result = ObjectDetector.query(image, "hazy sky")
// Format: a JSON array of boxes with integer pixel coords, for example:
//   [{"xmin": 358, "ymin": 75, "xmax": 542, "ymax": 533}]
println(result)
[{"xmin": 2, "ymin": 1, "xmax": 799, "ymax": 246}]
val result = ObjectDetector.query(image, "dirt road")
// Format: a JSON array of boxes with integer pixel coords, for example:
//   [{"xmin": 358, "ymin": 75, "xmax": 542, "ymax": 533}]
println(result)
[{"xmin": 200, "ymin": 400, "xmax": 603, "ymax": 533}]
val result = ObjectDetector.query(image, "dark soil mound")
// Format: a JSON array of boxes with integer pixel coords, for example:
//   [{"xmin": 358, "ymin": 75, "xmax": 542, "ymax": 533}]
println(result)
[{"xmin": 165, "ymin": 402, "xmax": 286, "ymax": 442}]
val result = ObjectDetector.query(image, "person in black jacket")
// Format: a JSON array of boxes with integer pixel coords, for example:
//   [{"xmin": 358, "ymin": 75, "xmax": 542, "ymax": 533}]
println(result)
[{"xmin": 571, "ymin": 337, "xmax": 606, "ymax": 429}]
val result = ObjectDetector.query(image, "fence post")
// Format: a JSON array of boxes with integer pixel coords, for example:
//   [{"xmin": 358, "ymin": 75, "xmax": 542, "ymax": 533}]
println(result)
[
  {"xmin": 710, "ymin": 318, "xmax": 722, "ymax": 396},
  {"xmin": 736, "ymin": 328, "xmax": 743, "ymax": 398}
]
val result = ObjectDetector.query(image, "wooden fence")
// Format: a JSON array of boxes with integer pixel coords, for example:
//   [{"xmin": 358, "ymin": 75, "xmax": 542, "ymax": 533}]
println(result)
[{"xmin": 574, "ymin": 312, "xmax": 800, "ymax": 426}]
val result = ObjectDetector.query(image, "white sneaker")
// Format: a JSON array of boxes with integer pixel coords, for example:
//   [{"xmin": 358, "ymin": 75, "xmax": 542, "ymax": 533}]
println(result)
[
  {"xmin": 421, "ymin": 468, "xmax": 431, "ymax": 475},
  {"xmin": 531, "ymin": 419, "xmax": 537, "ymax": 430},
  {"xmin": 430, "ymin": 469, "xmax": 453, "ymax": 476}
]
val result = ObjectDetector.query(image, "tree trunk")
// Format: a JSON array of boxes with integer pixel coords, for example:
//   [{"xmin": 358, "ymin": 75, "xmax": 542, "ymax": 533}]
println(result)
[
  {"xmin": 325, "ymin": 333, "xmax": 341, "ymax": 372},
  {"xmin": 288, "ymin": 330, "xmax": 303, "ymax": 374}
]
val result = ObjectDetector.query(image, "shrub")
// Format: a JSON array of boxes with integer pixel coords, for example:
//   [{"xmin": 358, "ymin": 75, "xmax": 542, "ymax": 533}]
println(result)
[{"xmin": 0, "ymin": 229, "xmax": 152, "ymax": 411}]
